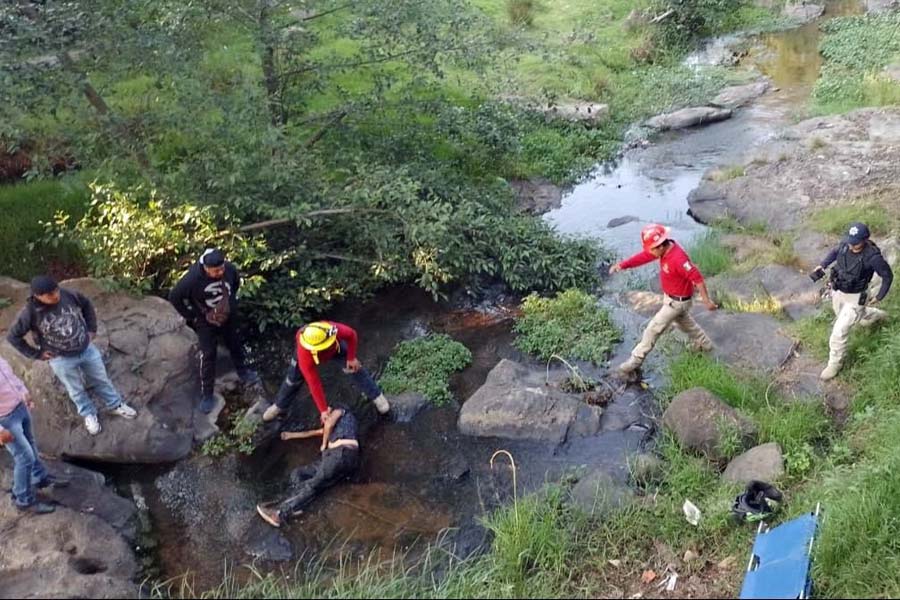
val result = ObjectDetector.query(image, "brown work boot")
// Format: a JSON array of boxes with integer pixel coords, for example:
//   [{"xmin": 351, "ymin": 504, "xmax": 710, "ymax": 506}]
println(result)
[{"xmin": 256, "ymin": 503, "xmax": 282, "ymax": 528}]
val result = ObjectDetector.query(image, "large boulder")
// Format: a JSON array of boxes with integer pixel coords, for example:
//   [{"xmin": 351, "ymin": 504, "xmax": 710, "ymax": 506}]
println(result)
[
  {"xmin": 783, "ymin": 3, "xmax": 824, "ymax": 23},
  {"xmin": 619, "ymin": 291, "xmax": 797, "ymax": 373},
  {"xmin": 663, "ymin": 388, "xmax": 757, "ymax": 461},
  {"xmin": 646, "ymin": 107, "xmax": 732, "ymax": 131},
  {"xmin": 458, "ymin": 359, "xmax": 602, "ymax": 444},
  {"xmin": 688, "ymin": 109, "xmax": 900, "ymax": 231},
  {"xmin": 867, "ymin": 0, "xmax": 899, "ymax": 14},
  {"xmin": 0, "ymin": 460, "xmax": 140, "ymax": 598},
  {"xmin": 711, "ymin": 79, "xmax": 771, "ymax": 109},
  {"xmin": 0, "ymin": 278, "xmax": 197, "ymax": 463},
  {"xmin": 509, "ymin": 178, "xmax": 563, "ymax": 215},
  {"xmin": 710, "ymin": 265, "xmax": 822, "ymax": 321},
  {"xmin": 0, "ymin": 456, "xmax": 138, "ymax": 538},
  {"xmin": 723, "ymin": 442, "xmax": 785, "ymax": 484}
]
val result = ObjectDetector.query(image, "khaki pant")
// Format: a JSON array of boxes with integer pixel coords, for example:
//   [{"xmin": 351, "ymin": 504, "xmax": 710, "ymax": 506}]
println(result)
[
  {"xmin": 631, "ymin": 298, "xmax": 712, "ymax": 364},
  {"xmin": 827, "ymin": 290, "xmax": 888, "ymax": 367}
]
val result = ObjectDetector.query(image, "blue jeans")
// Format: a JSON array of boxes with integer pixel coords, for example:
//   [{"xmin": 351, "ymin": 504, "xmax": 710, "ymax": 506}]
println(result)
[
  {"xmin": 0, "ymin": 402, "xmax": 48, "ymax": 507},
  {"xmin": 274, "ymin": 341, "xmax": 382, "ymax": 410},
  {"xmin": 48, "ymin": 344, "xmax": 122, "ymax": 417}
]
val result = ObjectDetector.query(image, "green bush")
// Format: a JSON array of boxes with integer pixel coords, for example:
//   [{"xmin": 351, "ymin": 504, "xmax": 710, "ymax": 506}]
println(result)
[
  {"xmin": 0, "ymin": 177, "xmax": 89, "ymax": 280},
  {"xmin": 513, "ymin": 288, "xmax": 621, "ymax": 364},
  {"xmin": 812, "ymin": 13, "xmax": 900, "ymax": 114},
  {"xmin": 379, "ymin": 334, "xmax": 473, "ymax": 405}
]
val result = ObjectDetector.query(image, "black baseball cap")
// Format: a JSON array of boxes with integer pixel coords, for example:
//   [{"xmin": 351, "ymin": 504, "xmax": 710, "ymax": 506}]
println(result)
[
  {"xmin": 846, "ymin": 222, "xmax": 871, "ymax": 245},
  {"xmin": 30, "ymin": 275, "xmax": 59, "ymax": 296}
]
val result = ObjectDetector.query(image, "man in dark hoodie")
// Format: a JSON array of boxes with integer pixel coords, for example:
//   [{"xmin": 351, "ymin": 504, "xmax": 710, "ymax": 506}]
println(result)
[
  {"xmin": 7, "ymin": 276, "xmax": 137, "ymax": 436},
  {"xmin": 168, "ymin": 249, "xmax": 260, "ymax": 413}
]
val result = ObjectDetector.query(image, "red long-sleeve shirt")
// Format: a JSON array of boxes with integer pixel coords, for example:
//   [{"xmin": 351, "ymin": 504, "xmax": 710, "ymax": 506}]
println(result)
[
  {"xmin": 296, "ymin": 321, "xmax": 358, "ymax": 414},
  {"xmin": 618, "ymin": 242, "xmax": 705, "ymax": 298}
]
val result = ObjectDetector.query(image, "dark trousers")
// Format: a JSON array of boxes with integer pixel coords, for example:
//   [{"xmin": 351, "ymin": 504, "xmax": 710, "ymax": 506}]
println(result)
[
  {"xmin": 196, "ymin": 316, "xmax": 250, "ymax": 398},
  {"xmin": 274, "ymin": 341, "xmax": 381, "ymax": 410},
  {"xmin": 278, "ymin": 446, "xmax": 359, "ymax": 518}
]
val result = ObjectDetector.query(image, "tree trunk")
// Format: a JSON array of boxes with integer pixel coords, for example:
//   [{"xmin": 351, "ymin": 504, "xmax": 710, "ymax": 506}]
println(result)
[
  {"xmin": 58, "ymin": 51, "xmax": 153, "ymax": 172},
  {"xmin": 258, "ymin": 0, "xmax": 285, "ymax": 127}
]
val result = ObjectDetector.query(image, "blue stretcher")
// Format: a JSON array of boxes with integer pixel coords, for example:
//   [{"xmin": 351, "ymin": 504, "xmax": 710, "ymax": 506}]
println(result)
[{"xmin": 739, "ymin": 504, "xmax": 821, "ymax": 599}]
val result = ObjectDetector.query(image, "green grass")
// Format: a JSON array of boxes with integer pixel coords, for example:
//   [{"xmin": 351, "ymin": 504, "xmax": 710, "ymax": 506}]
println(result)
[
  {"xmin": 379, "ymin": 334, "xmax": 473, "ymax": 406},
  {"xmin": 812, "ymin": 13, "xmax": 900, "ymax": 114},
  {"xmin": 513, "ymin": 288, "xmax": 622, "ymax": 365},
  {"xmin": 688, "ymin": 230, "xmax": 733, "ymax": 277},
  {"xmin": 809, "ymin": 201, "xmax": 900, "ymax": 237},
  {"xmin": 716, "ymin": 290, "xmax": 785, "ymax": 317},
  {"xmin": 710, "ymin": 164, "xmax": 746, "ymax": 182},
  {"xmin": 0, "ymin": 177, "xmax": 89, "ymax": 280}
]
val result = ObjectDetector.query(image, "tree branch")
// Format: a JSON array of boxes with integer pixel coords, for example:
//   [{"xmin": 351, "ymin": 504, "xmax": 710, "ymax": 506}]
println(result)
[
  {"xmin": 303, "ymin": 110, "xmax": 347, "ymax": 148},
  {"xmin": 301, "ymin": 3, "xmax": 354, "ymax": 21},
  {"xmin": 237, "ymin": 208, "xmax": 392, "ymax": 233},
  {"xmin": 277, "ymin": 44, "xmax": 471, "ymax": 79}
]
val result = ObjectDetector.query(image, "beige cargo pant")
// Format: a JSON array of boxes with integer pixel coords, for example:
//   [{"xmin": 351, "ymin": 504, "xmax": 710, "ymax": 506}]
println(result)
[
  {"xmin": 827, "ymin": 290, "xmax": 888, "ymax": 368},
  {"xmin": 631, "ymin": 298, "xmax": 712, "ymax": 365}
]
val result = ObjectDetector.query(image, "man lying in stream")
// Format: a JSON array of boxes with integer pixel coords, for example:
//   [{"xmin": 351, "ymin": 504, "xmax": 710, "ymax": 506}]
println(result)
[{"xmin": 256, "ymin": 404, "xmax": 360, "ymax": 528}]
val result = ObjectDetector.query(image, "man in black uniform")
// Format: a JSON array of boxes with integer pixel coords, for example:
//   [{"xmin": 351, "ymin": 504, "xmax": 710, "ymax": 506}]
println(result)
[
  {"xmin": 169, "ymin": 249, "xmax": 260, "ymax": 413},
  {"xmin": 256, "ymin": 404, "xmax": 360, "ymax": 528},
  {"xmin": 810, "ymin": 222, "xmax": 893, "ymax": 380}
]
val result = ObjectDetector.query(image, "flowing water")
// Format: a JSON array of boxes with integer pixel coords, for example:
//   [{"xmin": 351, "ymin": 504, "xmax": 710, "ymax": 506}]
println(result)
[{"xmin": 116, "ymin": 2, "xmax": 865, "ymax": 590}]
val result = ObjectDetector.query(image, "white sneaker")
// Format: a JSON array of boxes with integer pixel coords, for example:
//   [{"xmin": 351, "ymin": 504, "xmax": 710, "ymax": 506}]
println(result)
[
  {"xmin": 373, "ymin": 394, "xmax": 390, "ymax": 415},
  {"xmin": 820, "ymin": 363, "xmax": 841, "ymax": 381},
  {"xmin": 112, "ymin": 403, "xmax": 138, "ymax": 419},
  {"xmin": 618, "ymin": 357, "xmax": 642, "ymax": 374},
  {"xmin": 84, "ymin": 415, "xmax": 101, "ymax": 436},
  {"xmin": 262, "ymin": 404, "xmax": 282, "ymax": 423}
]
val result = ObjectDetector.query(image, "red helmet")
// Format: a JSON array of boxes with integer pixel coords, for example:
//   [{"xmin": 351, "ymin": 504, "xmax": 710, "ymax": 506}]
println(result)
[{"xmin": 641, "ymin": 224, "xmax": 670, "ymax": 251}]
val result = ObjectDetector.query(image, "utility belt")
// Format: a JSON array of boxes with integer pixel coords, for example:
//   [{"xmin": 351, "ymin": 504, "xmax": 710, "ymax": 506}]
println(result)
[
  {"xmin": 666, "ymin": 294, "xmax": 693, "ymax": 302},
  {"xmin": 327, "ymin": 439, "xmax": 359, "ymax": 451}
]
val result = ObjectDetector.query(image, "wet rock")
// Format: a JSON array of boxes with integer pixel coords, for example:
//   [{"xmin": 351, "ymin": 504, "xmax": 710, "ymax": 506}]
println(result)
[
  {"xmin": 390, "ymin": 392, "xmax": 430, "ymax": 424},
  {"xmin": 723, "ymin": 442, "xmax": 785, "ymax": 484},
  {"xmin": 0, "ymin": 456, "xmax": 137, "ymax": 539},
  {"xmin": 458, "ymin": 359, "xmax": 602, "ymax": 444},
  {"xmin": 0, "ymin": 501, "xmax": 139, "ymax": 598},
  {"xmin": 193, "ymin": 392, "xmax": 226, "ymax": 444},
  {"xmin": 663, "ymin": 388, "xmax": 757, "ymax": 461},
  {"xmin": 867, "ymin": 0, "xmax": 900, "ymax": 14},
  {"xmin": 244, "ymin": 525, "xmax": 295, "ymax": 562},
  {"xmin": 608, "ymin": 215, "xmax": 640, "ymax": 228},
  {"xmin": 509, "ymin": 178, "xmax": 564, "ymax": 215},
  {"xmin": 711, "ymin": 79, "xmax": 771, "ymax": 109},
  {"xmin": 156, "ymin": 454, "xmax": 293, "ymax": 564},
  {"xmin": 600, "ymin": 386, "xmax": 652, "ymax": 432},
  {"xmin": 570, "ymin": 470, "xmax": 633, "ymax": 517},
  {"xmin": 783, "ymin": 3, "xmax": 824, "ymax": 23},
  {"xmin": 688, "ymin": 109, "xmax": 900, "ymax": 232},
  {"xmin": 629, "ymin": 452, "xmax": 665, "ymax": 486},
  {"xmin": 710, "ymin": 265, "xmax": 822, "ymax": 320},
  {"xmin": 0, "ymin": 277, "xmax": 197, "ymax": 463},
  {"xmin": 646, "ymin": 107, "xmax": 732, "ymax": 131}
]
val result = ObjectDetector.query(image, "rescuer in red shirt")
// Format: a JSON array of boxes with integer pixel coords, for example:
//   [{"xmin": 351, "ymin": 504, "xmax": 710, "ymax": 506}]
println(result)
[
  {"xmin": 262, "ymin": 321, "xmax": 390, "ymax": 423},
  {"xmin": 609, "ymin": 224, "xmax": 717, "ymax": 375}
]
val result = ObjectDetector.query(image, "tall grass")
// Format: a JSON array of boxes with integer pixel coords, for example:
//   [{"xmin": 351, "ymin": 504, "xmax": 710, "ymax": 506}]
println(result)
[
  {"xmin": 0, "ymin": 177, "xmax": 89, "ymax": 280},
  {"xmin": 688, "ymin": 230, "xmax": 733, "ymax": 278}
]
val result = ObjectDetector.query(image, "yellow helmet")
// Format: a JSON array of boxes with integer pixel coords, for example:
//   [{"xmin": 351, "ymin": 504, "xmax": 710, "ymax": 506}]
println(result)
[{"xmin": 299, "ymin": 322, "xmax": 338, "ymax": 363}]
